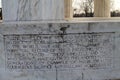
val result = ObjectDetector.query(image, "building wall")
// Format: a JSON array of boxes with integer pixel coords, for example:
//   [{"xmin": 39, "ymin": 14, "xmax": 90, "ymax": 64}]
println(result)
[
  {"xmin": 0, "ymin": 22, "xmax": 120, "ymax": 80},
  {"xmin": 1, "ymin": 0, "xmax": 120, "ymax": 80}
]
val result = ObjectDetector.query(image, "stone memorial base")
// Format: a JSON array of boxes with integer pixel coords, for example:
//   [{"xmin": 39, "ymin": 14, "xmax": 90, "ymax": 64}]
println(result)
[{"xmin": 0, "ymin": 22, "xmax": 120, "ymax": 80}]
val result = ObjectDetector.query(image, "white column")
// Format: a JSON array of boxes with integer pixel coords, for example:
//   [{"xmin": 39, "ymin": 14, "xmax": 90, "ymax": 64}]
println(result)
[
  {"xmin": 64, "ymin": 0, "xmax": 73, "ymax": 19},
  {"xmin": 94, "ymin": 0, "xmax": 110, "ymax": 17}
]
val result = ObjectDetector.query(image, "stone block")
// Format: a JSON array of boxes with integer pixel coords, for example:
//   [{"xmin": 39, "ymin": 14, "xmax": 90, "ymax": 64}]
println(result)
[{"xmin": 0, "ymin": 22, "xmax": 120, "ymax": 80}]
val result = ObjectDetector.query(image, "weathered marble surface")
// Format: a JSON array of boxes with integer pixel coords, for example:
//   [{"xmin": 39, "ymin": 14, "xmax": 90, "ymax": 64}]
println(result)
[
  {"xmin": 2, "ymin": 0, "xmax": 64, "ymax": 21},
  {"xmin": 0, "ymin": 22, "xmax": 120, "ymax": 80}
]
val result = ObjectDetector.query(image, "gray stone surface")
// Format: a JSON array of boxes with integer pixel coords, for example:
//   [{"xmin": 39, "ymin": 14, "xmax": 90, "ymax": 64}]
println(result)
[
  {"xmin": 0, "ymin": 22, "xmax": 120, "ymax": 80},
  {"xmin": 2, "ymin": 0, "xmax": 64, "ymax": 21}
]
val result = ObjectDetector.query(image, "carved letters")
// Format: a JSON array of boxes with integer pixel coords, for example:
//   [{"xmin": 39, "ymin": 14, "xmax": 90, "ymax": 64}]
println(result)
[{"xmin": 4, "ymin": 33, "xmax": 115, "ymax": 70}]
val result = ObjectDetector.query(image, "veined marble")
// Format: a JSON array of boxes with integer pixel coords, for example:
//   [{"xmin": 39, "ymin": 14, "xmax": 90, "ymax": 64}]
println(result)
[
  {"xmin": 0, "ymin": 22, "xmax": 120, "ymax": 80},
  {"xmin": 2, "ymin": 0, "xmax": 64, "ymax": 21}
]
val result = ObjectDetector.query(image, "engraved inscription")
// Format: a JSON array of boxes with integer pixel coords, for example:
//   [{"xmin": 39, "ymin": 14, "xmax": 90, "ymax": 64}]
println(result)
[{"xmin": 4, "ymin": 33, "xmax": 115, "ymax": 70}]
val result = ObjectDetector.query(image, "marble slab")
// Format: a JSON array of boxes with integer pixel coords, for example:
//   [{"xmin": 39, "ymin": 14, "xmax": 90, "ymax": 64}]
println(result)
[
  {"xmin": 0, "ymin": 22, "xmax": 120, "ymax": 80},
  {"xmin": 2, "ymin": 0, "xmax": 64, "ymax": 21}
]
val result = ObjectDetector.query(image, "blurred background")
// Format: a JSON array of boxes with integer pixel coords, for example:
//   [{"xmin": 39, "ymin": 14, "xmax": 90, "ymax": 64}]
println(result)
[{"xmin": 72, "ymin": 0, "xmax": 120, "ymax": 17}]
